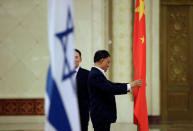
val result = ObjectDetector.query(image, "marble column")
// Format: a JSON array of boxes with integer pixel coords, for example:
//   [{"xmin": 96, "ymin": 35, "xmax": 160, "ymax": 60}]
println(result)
[
  {"xmin": 145, "ymin": 0, "xmax": 160, "ymax": 116},
  {"xmin": 148, "ymin": 0, "xmax": 160, "ymax": 116},
  {"xmin": 111, "ymin": 0, "xmax": 135, "ymax": 124},
  {"xmin": 74, "ymin": 0, "xmax": 109, "ymax": 69}
]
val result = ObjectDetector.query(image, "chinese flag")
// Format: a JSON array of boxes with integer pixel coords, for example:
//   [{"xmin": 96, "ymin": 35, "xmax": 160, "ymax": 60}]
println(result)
[{"xmin": 133, "ymin": 0, "xmax": 149, "ymax": 131}]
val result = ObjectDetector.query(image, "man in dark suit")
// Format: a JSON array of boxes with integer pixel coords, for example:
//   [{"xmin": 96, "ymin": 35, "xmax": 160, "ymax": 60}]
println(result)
[
  {"xmin": 74, "ymin": 49, "xmax": 90, "ymax": 131},
  {"xmin": 88, "ymin": 50, "xmax": 142, "ymax": 131}
]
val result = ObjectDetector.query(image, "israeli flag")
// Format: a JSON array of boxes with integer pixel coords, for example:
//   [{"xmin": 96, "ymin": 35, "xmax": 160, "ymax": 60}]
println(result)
[{"xmin": 45, "ymin": 0, "xmax": 80, "ymax": 130}]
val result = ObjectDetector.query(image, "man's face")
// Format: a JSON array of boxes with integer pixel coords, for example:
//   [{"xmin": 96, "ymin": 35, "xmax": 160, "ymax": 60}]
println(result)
[
  {"xmin": 74, "ymin": 51, "xmax": 82, "ymax": 68},
  {"xmin": 100, "ymin": 57, "xmax": 111, "ymax": 72}
]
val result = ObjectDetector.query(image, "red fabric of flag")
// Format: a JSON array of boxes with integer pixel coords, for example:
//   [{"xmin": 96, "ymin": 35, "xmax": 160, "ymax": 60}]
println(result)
[{"xmin": 133, "ymin": 0, "xmax": 149, "ymax": 130}]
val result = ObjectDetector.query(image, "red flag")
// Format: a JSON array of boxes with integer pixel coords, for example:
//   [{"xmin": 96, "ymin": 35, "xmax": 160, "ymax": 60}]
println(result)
[{"xmin": 133, "ymin": 0, "xmax": 149, "ymax": 130}]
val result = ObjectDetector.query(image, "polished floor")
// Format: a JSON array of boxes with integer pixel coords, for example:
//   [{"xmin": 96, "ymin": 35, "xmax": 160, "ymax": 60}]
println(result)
[{"xmin": 0, "ymin": 122, "xmax": 193, "ymax": 131}]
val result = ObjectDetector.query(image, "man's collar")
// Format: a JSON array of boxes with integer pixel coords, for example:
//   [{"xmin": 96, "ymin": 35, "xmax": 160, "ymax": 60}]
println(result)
[
  {"xmin": 93, "ymin": 66, "xmax": 105, "ymax": 76},
  {"xmin": 75, "ymin": 66, "xmax": 80, "ymax": 72}
]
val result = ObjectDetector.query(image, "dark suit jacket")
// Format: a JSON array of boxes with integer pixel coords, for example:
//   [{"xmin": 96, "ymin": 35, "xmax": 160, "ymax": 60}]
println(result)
[
  {"xmin": 76, "ymin": 67, "xmax": 90, "ymax": 131},
  {"xmin": 88, "ymin": 67, "xmax": 128, "ymax": 127}
]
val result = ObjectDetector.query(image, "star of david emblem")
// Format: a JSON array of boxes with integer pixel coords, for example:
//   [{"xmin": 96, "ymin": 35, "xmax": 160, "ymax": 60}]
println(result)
[{"xmin": 55, "ymin": 8, "xmax": 75, "ymax": 90}]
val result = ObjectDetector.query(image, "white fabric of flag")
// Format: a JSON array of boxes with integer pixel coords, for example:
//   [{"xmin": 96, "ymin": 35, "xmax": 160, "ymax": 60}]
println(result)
[{"xmin": 45, "ymin": 0, "xmax": 80, "ymax": 130}]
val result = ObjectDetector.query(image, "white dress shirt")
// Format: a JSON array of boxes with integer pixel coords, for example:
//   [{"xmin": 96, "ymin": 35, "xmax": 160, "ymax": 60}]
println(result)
[
  {"xmin": 93, "ymin": 66, "xmax": 131, "ymax": 91},
  {"xmin": 74, "ymin": 66, "xmax": 80, "ymax": 78}
]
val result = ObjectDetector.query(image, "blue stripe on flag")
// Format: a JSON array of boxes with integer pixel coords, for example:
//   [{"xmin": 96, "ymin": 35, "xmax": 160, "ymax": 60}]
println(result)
[{"xmin": 46, "ymin": 67, "xmax": 72, "ymax": 131}]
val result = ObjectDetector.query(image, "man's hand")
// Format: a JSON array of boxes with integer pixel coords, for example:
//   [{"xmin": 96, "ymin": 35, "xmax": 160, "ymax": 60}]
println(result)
[{"xmin": 130, "ymin": 80, "xmax": 142, "ymax": 88}]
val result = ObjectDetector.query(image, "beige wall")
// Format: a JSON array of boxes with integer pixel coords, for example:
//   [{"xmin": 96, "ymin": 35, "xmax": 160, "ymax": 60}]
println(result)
[
  {"xmin": 74, "ymin": 0, "xmax": 92, "ymax": 70},
  {"xmin": 0, "ymin": 0, "xmax": 48, "ymax": 98},
  {"xmin": 74, "ymin": 0, "xmax": 109, "ymax": 70}
]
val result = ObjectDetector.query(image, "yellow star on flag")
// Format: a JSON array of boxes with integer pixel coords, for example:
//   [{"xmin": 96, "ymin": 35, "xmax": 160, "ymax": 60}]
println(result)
[
  {"xmin": 135, "ymin": 0, "xmax": 145, "ymax": 21},
  {"xmin": 140, "ymin": 36, "xmax": 144, "ymax": 44}
]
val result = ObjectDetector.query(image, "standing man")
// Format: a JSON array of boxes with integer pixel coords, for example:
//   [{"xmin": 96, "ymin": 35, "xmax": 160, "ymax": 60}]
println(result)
[
  {"xmin": 74, "ymin": 49, "xmax": 90, "ymax": 131},
  {"xmin": 88, "ymin": 50, "xmax": 142, "ymax": 131}
]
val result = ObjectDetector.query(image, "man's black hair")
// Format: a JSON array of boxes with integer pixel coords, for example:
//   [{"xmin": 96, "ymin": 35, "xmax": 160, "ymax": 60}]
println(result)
[
  {"xmin": 75, "ymin": 49, "xmax": 81, "ymax": 58},
  {"xmin": 94, "ymin": 50, "xmax": 110, "ymax": 63}
]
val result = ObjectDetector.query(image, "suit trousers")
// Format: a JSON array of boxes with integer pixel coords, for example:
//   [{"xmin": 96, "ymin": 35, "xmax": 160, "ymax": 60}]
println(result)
[{"xmin": 80, "ymin": 118, "xmax": 89, "ymax": 131}]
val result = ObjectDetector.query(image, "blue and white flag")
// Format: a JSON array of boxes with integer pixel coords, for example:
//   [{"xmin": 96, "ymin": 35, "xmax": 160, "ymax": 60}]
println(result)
[{"xmin": 45, "ymin": 0, "xmax": 80, "ymax": 130}]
